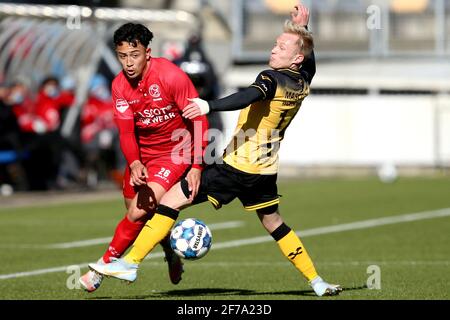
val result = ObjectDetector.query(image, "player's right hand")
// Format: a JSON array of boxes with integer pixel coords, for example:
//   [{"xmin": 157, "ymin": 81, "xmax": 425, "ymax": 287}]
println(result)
[
  {"xmin": 185, "ymin": 167, "xmax": 202, "ymax": 201},
  {"xmin": 183, "ymin": 98, "xmax": 210, "ymax": 119},
  {"xmin": 129, "ymin": 160, "xmax": 148, "ymax": 186}
]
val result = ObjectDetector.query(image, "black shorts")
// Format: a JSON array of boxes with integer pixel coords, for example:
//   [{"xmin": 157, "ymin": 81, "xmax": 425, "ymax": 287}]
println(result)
[{"xmin": 187, "ymin": 162, "xmax": 280, "ymax": 211}]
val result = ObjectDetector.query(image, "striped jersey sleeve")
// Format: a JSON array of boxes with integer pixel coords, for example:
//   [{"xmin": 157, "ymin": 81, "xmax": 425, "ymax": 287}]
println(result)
[{"xmin": 250, "ymin": 70, "xmax": 277, "ymax": 100}]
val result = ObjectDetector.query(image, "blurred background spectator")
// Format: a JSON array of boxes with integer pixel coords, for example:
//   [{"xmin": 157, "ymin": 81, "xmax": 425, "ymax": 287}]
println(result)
[
  {"xmin": 0, "ymin": 72, "xmax": 124, "ymax": 193},
  {"xmin": 173, "ymin": 33, "xmax": 223, "ymax": 138},
  {"xmin": 80, "ymin": 74, "xmax": 124, "ymax": 188},
  {"xmin": 174, "ymin": 34, "xmax": 220, "ymax": 102},
  {"xmin": 0, "ymin": 83, "xmax": 29, "ymax": 192}
]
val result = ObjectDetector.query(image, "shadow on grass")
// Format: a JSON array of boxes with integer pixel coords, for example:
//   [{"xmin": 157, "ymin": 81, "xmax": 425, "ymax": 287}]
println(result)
[{"xmin": 89, "ymin": 284, "xmax": 367, "ymax": 300}]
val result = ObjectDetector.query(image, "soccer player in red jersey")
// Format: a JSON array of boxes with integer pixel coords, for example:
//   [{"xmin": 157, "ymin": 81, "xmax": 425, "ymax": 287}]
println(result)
[{"xmin": 79, "ymin": 23, "xmax": 208, "ymax": 292}]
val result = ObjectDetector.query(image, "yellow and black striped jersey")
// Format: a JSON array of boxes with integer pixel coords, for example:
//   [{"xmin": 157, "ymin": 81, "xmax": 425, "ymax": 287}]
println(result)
[{"xmin": 222, "ymin": 67, "xmax": 312, "ymax": 175}]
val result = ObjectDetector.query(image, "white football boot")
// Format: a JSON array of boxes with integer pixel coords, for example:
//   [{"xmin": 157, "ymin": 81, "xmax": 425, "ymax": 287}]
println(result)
[
  {"xmin": 89, "ymin": 257, "xmax": 138, "ymax": 283},
  {"xmin": 310, "ymin": 276, "xmax": 343, "ymax": 296}
]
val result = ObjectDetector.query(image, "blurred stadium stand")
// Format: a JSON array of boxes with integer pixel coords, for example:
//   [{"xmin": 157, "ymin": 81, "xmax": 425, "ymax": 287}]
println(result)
[{"xmin": 0, "ymin": 2, "xmax": 201, "ymax": 192}]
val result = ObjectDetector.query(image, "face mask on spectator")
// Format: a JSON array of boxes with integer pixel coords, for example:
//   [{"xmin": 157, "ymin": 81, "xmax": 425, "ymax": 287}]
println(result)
[
  {"xmin": 44, "ymin": 85, "xmax": 60, "ymax": 98},
  {"xmin": 61, "ymin": 76, "xmax": 76, "ymax": 91},
  {"xmin": 92, "ymin": 86, "xmax": 110, "ymax": 101}
]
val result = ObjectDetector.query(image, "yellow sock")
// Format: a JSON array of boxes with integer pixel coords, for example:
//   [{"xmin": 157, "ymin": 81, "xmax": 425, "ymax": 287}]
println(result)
[
  {"xmin": 124, "ymin": 213, "xmax": 176, "ymax": 264},
  {"xmin": 277, "ymin": 230, "xmax": 318, "ymax": 281}
]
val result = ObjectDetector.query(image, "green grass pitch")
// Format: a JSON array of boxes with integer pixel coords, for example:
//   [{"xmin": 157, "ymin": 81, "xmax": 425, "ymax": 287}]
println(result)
[{"xmin": 0, "ymin": 176, "xmax": 449, "ymax": 300}]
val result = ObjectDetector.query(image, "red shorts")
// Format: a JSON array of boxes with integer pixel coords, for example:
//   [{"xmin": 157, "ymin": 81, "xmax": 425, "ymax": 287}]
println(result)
[{"xmin": 122, "ymin": 156, "xmax": 190, "ymax": 199}]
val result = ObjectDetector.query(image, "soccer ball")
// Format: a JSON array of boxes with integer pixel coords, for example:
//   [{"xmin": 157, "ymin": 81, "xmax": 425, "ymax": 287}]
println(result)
[
  {"xmin": 169, "ymin": 218, "xmax": 212, "ymax": 260},
  {"xmin": 377, "ymin": 162, "xmax": 398, "ymax": 183}
]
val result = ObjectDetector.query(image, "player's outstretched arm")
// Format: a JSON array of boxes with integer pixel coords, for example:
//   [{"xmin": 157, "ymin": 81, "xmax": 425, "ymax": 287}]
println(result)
[{"xmin": 182, "ymin": 87, "xmax": 264, "ymax": 120}]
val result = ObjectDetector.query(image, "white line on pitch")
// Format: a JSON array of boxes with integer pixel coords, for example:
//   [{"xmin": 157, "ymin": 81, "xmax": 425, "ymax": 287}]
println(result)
[
  {"xmin": 138, "ymin": 260, "xmax": 450, "ymax": 267},
  {"xmin": 1, "ymin": 207, "xmax": 449, "ymax": 280},
  {"xmin": 212, "ymin": 207, "xmax": 450, "ymax": 250},
  {"xmin": 0, "ymin": 221, "xmax": 245, "ymax": 250}
]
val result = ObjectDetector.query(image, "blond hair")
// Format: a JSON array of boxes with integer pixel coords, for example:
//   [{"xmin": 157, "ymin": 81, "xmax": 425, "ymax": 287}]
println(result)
[{"xmin": 283, "ymin": 20, "xmax": 314, "ymax": 59}]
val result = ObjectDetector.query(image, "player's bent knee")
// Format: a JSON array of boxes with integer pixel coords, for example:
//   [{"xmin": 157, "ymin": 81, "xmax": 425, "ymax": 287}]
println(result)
[
  {"xmin": 158, "ymin": 181, "xmax": 192, "ymax": 210},
  {"xmin": 257, "ymin": 206, "xmax": 283, "ymax": 234},
  {"xmin": 124, "ymin": 198, "xmax": 133, "ymax": 210},
  {"xmin": 127, "ymin": 205, "xmax": 147, "ymax": 222},
  {"xmin": 159, "ymin": 197, "xmax": 189, "ymax": 211}
]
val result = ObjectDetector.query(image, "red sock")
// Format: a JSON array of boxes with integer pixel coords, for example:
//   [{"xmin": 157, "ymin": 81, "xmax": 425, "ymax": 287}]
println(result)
[{"xmin": 102, "ymin": 215, "xmax": 146, "ymax": 263}]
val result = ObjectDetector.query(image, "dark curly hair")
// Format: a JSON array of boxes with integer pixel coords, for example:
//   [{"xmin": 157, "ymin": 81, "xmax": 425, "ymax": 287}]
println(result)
[{"xmin": 113, "ymin": 23, "xmax": 154, "ymax": 48}]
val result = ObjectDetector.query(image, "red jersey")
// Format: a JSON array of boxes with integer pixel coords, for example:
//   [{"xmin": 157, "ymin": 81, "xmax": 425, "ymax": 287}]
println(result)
[
  {"xmin": 112, "ymin": 57, "xmax": 208, "ymax": 169},
  {"xmin": 34, "ymin": 91, "xmax": 61, "ymax": 132},
  {"xmin": 81, "ymin": 96, "xmax": 115, "ymax": 144},
  {"xmin": 14, "ymin": 92, "xmax": 60, "ymax": 134}
]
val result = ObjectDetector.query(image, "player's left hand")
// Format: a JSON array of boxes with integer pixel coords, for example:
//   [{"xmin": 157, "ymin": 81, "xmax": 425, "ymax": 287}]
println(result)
[
  {"xmin": 183, "ymin": 98, "xmax": 210, "ymax": 119},
  {"xmin": 291, "ymin": 2, "xmax": 310, "ymax": 27},
  {"xmin": 185, "ymin": 167, "xmax": 202, "ymax": 201},
  {"xmin": 129, "ymin": 160, "xmax": 148, "ymax": 186}
]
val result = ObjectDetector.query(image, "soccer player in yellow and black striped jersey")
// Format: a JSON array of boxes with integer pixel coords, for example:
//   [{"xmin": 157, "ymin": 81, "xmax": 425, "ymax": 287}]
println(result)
[{"xmin": 89, "ymin": 2, "xmax": 342, "ymax": 297}]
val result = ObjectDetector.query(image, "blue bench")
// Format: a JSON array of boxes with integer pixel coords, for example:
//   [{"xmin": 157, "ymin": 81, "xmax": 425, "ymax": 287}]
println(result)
[{"xmin": 0, "ymin": 150, "xmax": 29, "ymax": 165}]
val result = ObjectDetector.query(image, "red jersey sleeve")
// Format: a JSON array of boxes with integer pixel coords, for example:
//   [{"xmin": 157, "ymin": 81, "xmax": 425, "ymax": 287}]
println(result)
[
  {"xmin": 112, "ymin": 82, "xmax": 140, "ymax": 165},
  {"xmin": 167, "ymin": 66, "xmax": 209, "ymax": 170},
  {"xmin": 186, "ymin": 114, "xmax": 209, "ymax": 171}
]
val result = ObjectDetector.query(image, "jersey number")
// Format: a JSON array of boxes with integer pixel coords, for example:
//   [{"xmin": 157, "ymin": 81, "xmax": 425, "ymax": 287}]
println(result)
[{"xmin": 158, "ymin": 168, "xmax": 171, "ymax": 178}]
